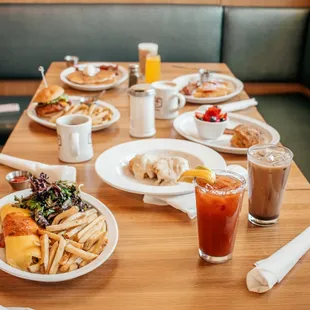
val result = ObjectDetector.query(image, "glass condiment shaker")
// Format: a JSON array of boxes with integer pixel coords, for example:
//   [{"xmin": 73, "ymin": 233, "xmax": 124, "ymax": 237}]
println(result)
[
  {"xmin": 128, "ymin": 84, "xmax": 156, "ymax": 138},
  {"xmin": 128, "ymin": 64, "xmax": 140, "ymax": 88},
  {"xmin": 199, "ymin": 68, "xmax": 211, "ymax": 85}
]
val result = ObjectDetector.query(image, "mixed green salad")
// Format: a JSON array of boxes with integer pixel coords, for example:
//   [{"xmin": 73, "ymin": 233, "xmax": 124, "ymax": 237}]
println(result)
[{"xmin": 14, "ymin": 173, "xmax": 89, "ymax": 228}]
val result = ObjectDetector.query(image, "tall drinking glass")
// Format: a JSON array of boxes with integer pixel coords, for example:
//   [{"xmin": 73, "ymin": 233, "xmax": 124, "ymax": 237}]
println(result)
[
  {"xmin": 247, "ymin": 144, "xmax": 293, "ymax": 226},
  {"xmin": 194, "ymin": 170, "xmax": 246, "ymax": 263},
  {"xmin": 138, "ymin": 43, "xmax": 158, "ymax": 78}
]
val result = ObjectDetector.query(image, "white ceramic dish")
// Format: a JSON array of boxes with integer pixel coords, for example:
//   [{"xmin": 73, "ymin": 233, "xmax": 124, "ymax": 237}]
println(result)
[
  {"xmin": 95, "ymin": 139, "xmax": 226, "ymax": 196},
  {"xmin": 173, "ymin": 73, "xmax": 244, "ymax": 104},
  {"xmin": 174, "ymin": 112, "xmax": 280, "ymax": 155},
  {"xmin": 60, "ymin": 62, "xmax": 128, "ymax": 91},
  {"xmin": 27, "ymin": 96, "xmax": 120, "ymax": 132},
  {"xmin": 0, "ymin": 190, "xmax": 118, "ymax": 282},
  {"xmin": 194, "ymin": 115, "xmax": 228, "ymax": 140}
]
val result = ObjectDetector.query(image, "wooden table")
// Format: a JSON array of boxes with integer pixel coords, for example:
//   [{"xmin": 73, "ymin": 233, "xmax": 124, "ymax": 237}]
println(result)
[{"xmin": 0, "ymin": 62, "xmax": 309, "ymax": 310}]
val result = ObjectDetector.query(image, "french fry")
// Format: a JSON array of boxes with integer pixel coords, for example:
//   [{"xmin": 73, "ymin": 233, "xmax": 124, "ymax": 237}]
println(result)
[
  {"xmin": 59, "ymin": 252, "xmax": 70, "ymax": 266},
  {"xmin": 65, "ymin": 213, "xmax": 97, "ymax": 238},
  {"xmin": 65, "ymin": 223, "xmax": 87, "ymax": 239},
  {"xmin": 79, "ymin": 244, "xmax": 97, "ymax": 267},
  {"xmin": 77, "ymin": 215, "xmax": 105, "ymax": 241},
  {"xmin": 46, "ymin": 217, "xmax": 89, "ymax": 232},
  {"xmin": 59, "ymin": 254, "xmax": 77, "ymax": 273},
  {"xmin": 49, "ymin": 237, "xmax": 66, "ymax": 275},
  {"xmin": 93, "ymin": 232, "xmax": 108, "ymax": 255},
  {"xmin": 88, "ymin": 104, "xmax": 96, "ymax": 116},
  {"xmin": 84, "ymin": 230, "xmax": 105, "ymax": 251},
  {"xmin": 47, "ymin": 241, "xmax": 59, "ymax": 273},
  {"xmin": 40, "ymin": 234, "xmax": 49, "ymax": 272},
  {"xmin": 28, "ymin": 263, "xmax": 40, "ymax": 273},
  {"xmin": 65, "ymin": 243, "xmax": 98, "ymax": 261},
  {"xmin": 67, "ymin": 240, "xmax": 83, "ymax": 249},
  {"xmin": 79, "ymin": 222, "xmax": 103, "ymax": 244},
  {"xmin": 52, "ymin": 206, "xmax": 79, "ymax": 225},
  {"xmin": 38, "ymin": 229, "xmax": 61, "ymax": 242},
  {"xmin": 69, "ymin": 263, "xmax": 79, "ymax": 272},
  {"xmin": 62, "ymin": 212, "xmax": 84, "ymax": 223},
  {"xmin": 66, "ymin": 104, "xmax": 81, "ymax": 115}
]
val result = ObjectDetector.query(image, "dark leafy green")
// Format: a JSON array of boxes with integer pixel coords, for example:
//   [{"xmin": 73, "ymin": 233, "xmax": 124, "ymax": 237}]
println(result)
[{"xmin": 14, "ymin": 173, "xmax": 89, "ymax": 228}]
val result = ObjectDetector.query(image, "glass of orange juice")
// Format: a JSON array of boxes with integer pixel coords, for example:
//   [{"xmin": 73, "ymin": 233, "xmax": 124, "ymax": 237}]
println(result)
[{"xmin": 145, "ymin": 54, "xmax": 161, "ymax": 84}]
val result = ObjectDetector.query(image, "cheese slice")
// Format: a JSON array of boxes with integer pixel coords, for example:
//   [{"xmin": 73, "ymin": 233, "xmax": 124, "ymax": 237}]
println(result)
[
  {"xmin": 5, "ymin": 235, "xmax": 41, "ymax": 271},
  {"xmin": 1, "ymin": 204, "xmax": 30, "ymax": 222}
]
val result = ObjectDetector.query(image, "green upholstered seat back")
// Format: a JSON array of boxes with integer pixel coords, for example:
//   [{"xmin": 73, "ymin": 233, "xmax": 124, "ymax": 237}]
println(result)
[
  {"xmin": 301, "ymin": 19, "xmax": 310, "ymax": 88},
  {"xmin": 0, "ymin": 4, "xmax": 223, "ymax": 79},
  {"xmin": 222, "ymin": 8, "xmax": 309, "ymax": 82}
]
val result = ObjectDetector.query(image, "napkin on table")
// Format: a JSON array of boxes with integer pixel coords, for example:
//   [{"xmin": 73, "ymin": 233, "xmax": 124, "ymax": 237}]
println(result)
[
  {"xmin": 247, "ymin": 226, "xmax": 310, "ymax": 293},
  {"xmin": 196, "ymin": 98, "xmax": 258, "ymax": 114},
  {"xmin": 0, "ymin": 307, "xmax": 34, "ymax": 310},
  {"xmin": 143, "ymin": 165, "xmax": 248, "ymax": 219},
  {"xmin": 0, "ymin": 153, "xmax": 76, "ymax": 182}
]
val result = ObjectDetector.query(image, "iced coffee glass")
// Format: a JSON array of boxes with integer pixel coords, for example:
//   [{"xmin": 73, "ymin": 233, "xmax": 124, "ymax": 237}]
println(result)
[
  {"xmin": 138, "ymin": 43, "xmax": 158, "ymax": 78},
  {"xmin": 194, "ymin": 170, "xmax": 246, "ymax": 264},
  {"xmin": 247, "ymin": 144, "xmax": 293, "ymax": 227}
]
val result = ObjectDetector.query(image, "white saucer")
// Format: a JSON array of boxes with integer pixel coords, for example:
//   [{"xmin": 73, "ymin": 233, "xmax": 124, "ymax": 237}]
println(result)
[
  {"xmin": 173, "ymin": 73, "xmax": 244, "ymax": 104},
  {"xmin": 27, "ymin": 96, "xmax": 120, "ymax": 132},
  {"xmin": 60, "ymin": 62, "xmax": 128, "ymax": 91},
  {"xmin": 95, "ymin": 138, "xmax": 226, "ymax": 196},
  {"xmin": 173, "ymin": 112, "xmax": 280, "ymax": 155}
]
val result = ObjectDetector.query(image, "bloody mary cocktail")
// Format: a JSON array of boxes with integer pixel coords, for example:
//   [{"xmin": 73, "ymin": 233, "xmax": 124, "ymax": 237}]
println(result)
[{"xmin": 194, "ymin": 170, "xmax": 246, "ymax": 263}]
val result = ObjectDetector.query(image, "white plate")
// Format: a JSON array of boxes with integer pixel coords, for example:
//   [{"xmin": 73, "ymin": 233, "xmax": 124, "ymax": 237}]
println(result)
[
  {"xmin": 27, "ymin": 96, "xmax": 120, "ymax": 132},
  {"xmin": 0, "ymin": 190, "xmax": 118, "ymax": 282},
  {"xmin": 173, "ymin": 112, "xmax": 280, "ymax": 155},
  {"xmin": 95, "ymin": 139, "xmax": 226, "ymax": 196},
  {"xmin": 173, "ymin": 73, "xmax": 244, "ymax": 104},
  {"xmin": 60, "ymin": 62, "xmax": 128, "ymax": 91}
]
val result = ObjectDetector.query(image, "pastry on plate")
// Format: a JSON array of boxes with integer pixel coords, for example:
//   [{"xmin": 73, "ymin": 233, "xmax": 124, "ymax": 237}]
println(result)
[
  {"xmin": 229, "ymin": 124, "xmax": 262, "ymax": 148},
  {"xmin": 129, "ymin": 154, "xmax": 157, "ymax": 180}
]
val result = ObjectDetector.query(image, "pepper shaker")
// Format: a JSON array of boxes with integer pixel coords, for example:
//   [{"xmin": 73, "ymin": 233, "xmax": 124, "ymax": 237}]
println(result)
[
  {"xmin": 128, "ymin": 84, "xmax": 156, "ymax": 138},
  {"xmin": 128, "ymin": 64, "xmax": 140, "ymax": 88}
]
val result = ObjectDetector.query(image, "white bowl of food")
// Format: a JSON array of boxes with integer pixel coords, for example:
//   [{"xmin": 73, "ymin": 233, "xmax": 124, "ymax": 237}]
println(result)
[{"xmin": 194, "ymin": 106, "xmax": 228, "ymax": 140}]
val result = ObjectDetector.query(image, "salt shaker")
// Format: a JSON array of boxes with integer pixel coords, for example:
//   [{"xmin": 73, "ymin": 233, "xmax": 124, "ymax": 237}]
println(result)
[
  {"xmin": 128, "ymin": 64, "xmax": 139, "ymax": 88},
  {"xmin": 128, "ymin": 84, "xmax": 156, "ymax": 138}
]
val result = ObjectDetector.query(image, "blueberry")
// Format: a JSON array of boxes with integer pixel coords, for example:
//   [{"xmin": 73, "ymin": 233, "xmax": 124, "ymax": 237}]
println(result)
[
  {"xmin": 210, "ymin": 116, "xmax": 217, "ymax": 122},
  {"xmin": 220, "ymin": 118, "xmax": 226, "ymax": 122}
]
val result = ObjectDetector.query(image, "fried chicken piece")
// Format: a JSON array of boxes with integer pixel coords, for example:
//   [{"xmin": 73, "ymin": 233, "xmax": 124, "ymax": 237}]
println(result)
[{"xmin": 230, "ymin": 124, "xmax": 262, "ymax": 148}]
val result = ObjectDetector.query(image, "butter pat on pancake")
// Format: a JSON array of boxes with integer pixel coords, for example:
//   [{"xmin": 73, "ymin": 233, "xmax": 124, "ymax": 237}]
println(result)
[{"xmin": 67, "ymin": 70, "xmax": 116, "ymax": 85}]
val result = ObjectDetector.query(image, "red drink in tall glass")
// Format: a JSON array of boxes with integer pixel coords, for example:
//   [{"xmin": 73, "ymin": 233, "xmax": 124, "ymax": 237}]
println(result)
[{"xmin": 195, "ymin": 170, "xmax": 246, "ymax": 263}]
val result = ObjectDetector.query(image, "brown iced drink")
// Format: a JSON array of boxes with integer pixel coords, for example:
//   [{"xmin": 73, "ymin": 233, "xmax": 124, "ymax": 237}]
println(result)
[{"xmin": 247, "ymin": 145, "xmax": 293, "ymax": 226}]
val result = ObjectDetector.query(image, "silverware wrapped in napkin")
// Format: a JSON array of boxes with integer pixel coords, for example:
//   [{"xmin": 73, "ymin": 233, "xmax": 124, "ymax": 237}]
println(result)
[
  {"xmin": 0, "ymin": 154, "xmax": 76, "ymax": 182},
  {"xmin": 247, "ymin": 226, "xmax": 310, "ymax": 293}
]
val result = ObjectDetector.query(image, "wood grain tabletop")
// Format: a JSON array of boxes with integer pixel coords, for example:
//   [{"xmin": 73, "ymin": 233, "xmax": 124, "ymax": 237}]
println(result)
[{"xmin": 0, "ymin": 62, "xmax": 309, "ymax": 310}]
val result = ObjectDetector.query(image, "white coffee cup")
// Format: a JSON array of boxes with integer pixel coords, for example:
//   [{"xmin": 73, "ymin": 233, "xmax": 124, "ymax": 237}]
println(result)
[
  {"xmin": 152, "ymin": 81, "xmax": 186, "ymax": 119},
  {"xmin": 56, "ymin": 115, "xmax": 93, "ymax": 163}
]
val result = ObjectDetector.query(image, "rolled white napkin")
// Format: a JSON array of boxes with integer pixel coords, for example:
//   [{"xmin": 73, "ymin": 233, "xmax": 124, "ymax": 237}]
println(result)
[
  {"xmin": 143, "ymin": 165, "xmax": 248, "ymax": 219},
  {"xmin": 196, "ymin": 98, "xmax": 258, "ymax": 113},
  {"xmin": 0, "ymin": 154, "xmax": 76, "ymax": 182},
  {"xmin": 0, "ymin": 103, "xmax": 20, "ymax": 113},
  {"xmin": 247, "ymin": 226, "xmax": 310, "ymax": 293}
]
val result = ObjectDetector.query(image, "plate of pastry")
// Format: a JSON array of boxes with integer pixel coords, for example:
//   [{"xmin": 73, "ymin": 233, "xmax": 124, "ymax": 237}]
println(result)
[
  {"xmin": 95, "ymin": 139, "xmax": 226, "ymax": 196},
  {"xmin": 60, "ymin": 62, "xmax": 128, "ymax": 91},
  {"xmin": 173, "ymin": 108, "xmax": 280, "ymax": 155},
  {"xmin": 173, "ymin": 73, "xmax": 243, "ymax": 104}
]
